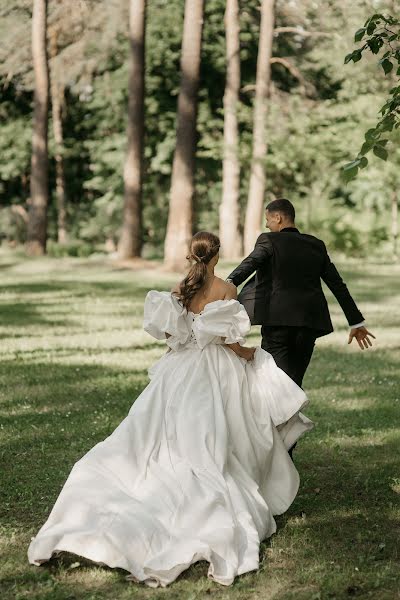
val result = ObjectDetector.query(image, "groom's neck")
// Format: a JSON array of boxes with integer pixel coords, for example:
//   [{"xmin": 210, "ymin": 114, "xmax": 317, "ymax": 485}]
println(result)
[{"xmin": 279, "ymin": 221, "xmax": 296, "ymax": 231}]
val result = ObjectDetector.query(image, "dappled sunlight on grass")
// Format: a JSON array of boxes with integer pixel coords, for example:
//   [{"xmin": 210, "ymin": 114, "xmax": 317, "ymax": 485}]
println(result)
[{"xmin": 0, "ymin": 251, "xmax": 399, "ymax": 599}]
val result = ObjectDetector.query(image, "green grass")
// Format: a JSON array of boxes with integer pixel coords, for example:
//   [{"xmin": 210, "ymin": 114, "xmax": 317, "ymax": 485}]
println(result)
[{"xmin": 0, "ymin": 250, "xmax": 399, "ymax": 600}]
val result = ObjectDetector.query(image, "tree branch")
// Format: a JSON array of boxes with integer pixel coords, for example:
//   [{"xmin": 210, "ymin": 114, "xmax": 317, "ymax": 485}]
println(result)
[
  {"xmin": 274, "ymin": 26, "xmax": 330, "ymax": 38},
  {"xmin": 270, "ymin": 57, "xmax": 304, "ymax": 82},
  {"xmin": 270, "ymin": 57, "xmax": 316, "ymax": 95}
]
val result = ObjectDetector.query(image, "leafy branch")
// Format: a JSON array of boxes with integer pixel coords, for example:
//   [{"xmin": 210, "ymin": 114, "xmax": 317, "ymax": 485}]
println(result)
[{"xmin": 342, "ymin": 13, "xmax": 400, "ymax": 182}]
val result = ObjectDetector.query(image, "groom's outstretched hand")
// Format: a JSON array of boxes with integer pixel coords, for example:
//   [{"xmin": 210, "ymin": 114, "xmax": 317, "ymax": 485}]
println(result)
[{"xmin": 348, "ymin": 326, "xmax": 376, "ymax": 350}]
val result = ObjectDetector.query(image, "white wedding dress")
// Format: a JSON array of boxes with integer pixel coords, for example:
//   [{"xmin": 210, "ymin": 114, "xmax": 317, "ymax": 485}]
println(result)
[{"xmin": 28, "ymin": 291, "xmax": 313, "ymax": 587}]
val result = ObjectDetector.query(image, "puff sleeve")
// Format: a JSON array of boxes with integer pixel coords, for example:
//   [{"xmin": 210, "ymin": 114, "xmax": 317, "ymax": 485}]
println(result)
[
  {"xmin": 192, "ymin": 299, "xmax": 251, "ymax": 349},
  {"xmin": 143, "ymin": 291, "xmax": 191, "ymax": 351}
]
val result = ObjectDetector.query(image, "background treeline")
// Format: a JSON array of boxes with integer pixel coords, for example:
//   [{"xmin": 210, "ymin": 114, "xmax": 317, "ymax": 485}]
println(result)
[{"xmin": 0, "ymin": 0, "xmax": 399, "ymax": 263}]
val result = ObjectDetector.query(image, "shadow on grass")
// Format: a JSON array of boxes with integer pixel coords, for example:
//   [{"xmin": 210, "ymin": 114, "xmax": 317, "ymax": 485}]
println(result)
[
  {"xmin": 0, "ymin": 302, "xmax": 76, "ymax": 329},
  {"xmin": 323, "ymin": 263, "xmax": 400, "ymax": 306},
  {"xmin": 0, "ymin": 291, "xmax": 399, "ymax": 598},
  {"xmin": 2, "ymin": 279, "xmax": 167, "ymax": 298}
]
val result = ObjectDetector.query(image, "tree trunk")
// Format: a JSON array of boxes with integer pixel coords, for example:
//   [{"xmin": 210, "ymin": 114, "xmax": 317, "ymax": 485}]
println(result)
[
  {"xmin": 164, "ymin": 0, "xmax": 205, "ymax": 270},
  {"xmin": 27, "ymin": 0, "xmax": 49, "ymax": 255},
  {"xmin": 219, "ymin": 0, "xmax": 242, "ymax": 259},
  {"xmin": 243, "ymin": 0, "xmax": 275, "ymax": 255},
  {"xmin": 118, "ymin": 0, "xmax": 146, "ymax": 259},
  {"xmin": 392, "ymin": 191, "xmax": 398, "ymax": 259},
  {"xmin": 49, "ymin": 28, "xmax": 67, "ymax": 244}
]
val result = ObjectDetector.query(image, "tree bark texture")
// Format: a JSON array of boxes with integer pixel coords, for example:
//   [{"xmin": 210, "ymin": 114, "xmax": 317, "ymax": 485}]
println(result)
[
  {"xmin": 219, "ymin": 0, "xmax": 242, "ymax": 259},
  {"xmin": 164, "ymin": 0, "xmax": 205, "ymax": 270},
  {"xmin": 243, "ymin": 0, "xmax": 275, "ymax": 255},
  {"xmin": 118, "ymin": 0, "xmax": 146, "ymax": 259},
  {"xmin": 27, "ymin": 0, "xmax": 49, "ymax": 255},
  {"xmin": 49, "ymin": 27, "xmax": 67, "ymax": 244}
]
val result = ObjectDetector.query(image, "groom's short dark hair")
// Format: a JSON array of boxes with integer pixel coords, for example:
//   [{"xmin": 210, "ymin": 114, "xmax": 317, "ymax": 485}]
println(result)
[{"xmin": 266, "ymin": 198, "xmax": 295, "ymax": 222}]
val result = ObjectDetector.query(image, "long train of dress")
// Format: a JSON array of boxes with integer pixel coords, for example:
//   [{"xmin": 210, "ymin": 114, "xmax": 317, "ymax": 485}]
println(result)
[{"xmin": 28, "ymin": 292, "xmax": 313, "ymax": 587}]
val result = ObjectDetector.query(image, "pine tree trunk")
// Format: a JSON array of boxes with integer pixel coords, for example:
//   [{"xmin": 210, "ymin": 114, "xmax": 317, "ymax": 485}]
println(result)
[
  {"xmin": 164, "ymin": 0, "xmax": 205, "ymax": 270},
  {"xmin": 27, "ymin": 0, "xmax": 49, "ymax": 255},
  {"xmin": 219, "ymin": 0, "xmax": 242, "ymax": 259},
  {"xmin": 243, "ymin": 0, "xmax": 275, "ymax": 255},
  {"xmin": 49, "ymin": 28, "xmax": 67, "ymax": 244},
  {"xmin": 118, "ymin": 0, "xmax": 146, "ymax": 259},
  {"xmin": 392, "ymin": 191, "xmax": 398, "ymax": 259}
]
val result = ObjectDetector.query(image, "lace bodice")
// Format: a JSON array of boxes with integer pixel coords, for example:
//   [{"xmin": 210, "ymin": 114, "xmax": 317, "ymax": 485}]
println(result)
[{"xmin": 143, "ymin": 291, "xmax": 251, "ymax": 351}]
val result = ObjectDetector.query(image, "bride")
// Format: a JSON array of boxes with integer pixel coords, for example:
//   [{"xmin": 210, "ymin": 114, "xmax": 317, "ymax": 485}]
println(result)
[{"xmin": 28, "ymin": 231, "xmax": 313, "ymax": 587}]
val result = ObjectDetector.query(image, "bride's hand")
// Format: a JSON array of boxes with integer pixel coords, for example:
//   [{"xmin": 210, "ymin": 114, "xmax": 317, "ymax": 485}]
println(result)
[{"xmin": 241, "ymin": 347, "xmax": 256, "ymax": 361}]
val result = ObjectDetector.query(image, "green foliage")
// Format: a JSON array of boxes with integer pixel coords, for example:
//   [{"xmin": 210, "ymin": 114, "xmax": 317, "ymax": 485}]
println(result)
[
  {"xmin": 47, "ymin": 240, "xmax": 96, "ymax": 258},
  {"xmin": 343, "ymin": 13, "xmax": 400, "ymax": 181},
  {"xmin": 0, "ymin": 0, "xmax": 398, "ymax": 255}
]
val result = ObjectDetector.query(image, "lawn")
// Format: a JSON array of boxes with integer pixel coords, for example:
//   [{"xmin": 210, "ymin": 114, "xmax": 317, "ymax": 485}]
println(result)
[{"xmin": 0, "ymin": 250, "xmax": 399, "ymax": 600}]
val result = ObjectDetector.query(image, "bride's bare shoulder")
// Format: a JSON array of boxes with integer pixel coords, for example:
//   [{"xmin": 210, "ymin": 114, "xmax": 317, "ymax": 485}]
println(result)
[{"xmin": 214, "ymin": 277, "xmax": 237, "ymax": 300}]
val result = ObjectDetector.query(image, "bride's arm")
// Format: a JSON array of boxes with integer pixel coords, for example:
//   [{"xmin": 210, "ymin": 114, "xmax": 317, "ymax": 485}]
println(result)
[{"xmin": 224, "ymin": 341, "xmax": 256, "ymax": 361}]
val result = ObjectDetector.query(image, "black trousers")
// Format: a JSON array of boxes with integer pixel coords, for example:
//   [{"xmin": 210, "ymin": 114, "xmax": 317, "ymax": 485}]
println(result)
[{"xmin": 261, "ymin": 325, "xmax": 317, "ymax": 388}]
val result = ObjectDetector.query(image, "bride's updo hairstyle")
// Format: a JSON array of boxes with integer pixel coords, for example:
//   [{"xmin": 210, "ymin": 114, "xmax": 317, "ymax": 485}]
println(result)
[{"xmin": 175, "ymin": 231, "xmax": 220, "ymax": 310}]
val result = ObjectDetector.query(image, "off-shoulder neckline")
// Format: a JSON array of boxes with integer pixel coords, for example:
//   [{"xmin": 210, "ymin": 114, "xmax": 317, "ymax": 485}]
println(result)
[
  {"xmin": 150, "ymin": 291, "xmax": 239, "ymax": 316},
  {"xmin": 186, "ymin": 298, "xmax": 237, "ymax": 316}
]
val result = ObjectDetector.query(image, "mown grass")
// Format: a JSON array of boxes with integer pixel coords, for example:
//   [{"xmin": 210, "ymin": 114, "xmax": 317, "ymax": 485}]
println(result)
[{"xmin": 0, "ymin": 250, "xmax": 399, "ymax": 600}]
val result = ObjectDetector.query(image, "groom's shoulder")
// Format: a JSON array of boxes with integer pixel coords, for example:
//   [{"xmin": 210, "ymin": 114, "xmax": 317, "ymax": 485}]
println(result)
[
  {"xmin": 255, "ymin": 231, "xmax": 274, "ymax": 246},
  {"xmin": 300, "ymin": 232, "xmax": 328, "ymax": 251}
]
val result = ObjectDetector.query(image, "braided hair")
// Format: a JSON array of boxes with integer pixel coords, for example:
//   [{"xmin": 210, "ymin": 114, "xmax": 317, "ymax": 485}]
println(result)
[{"xmin": 174, "ymin": 231, "xmax": 220, "ymax": 310}]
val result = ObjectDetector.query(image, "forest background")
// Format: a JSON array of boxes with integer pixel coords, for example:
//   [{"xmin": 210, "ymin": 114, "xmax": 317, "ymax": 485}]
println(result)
[{"xmin": 0, "ymin": 0, "xmax": 399, "ymax": 266}]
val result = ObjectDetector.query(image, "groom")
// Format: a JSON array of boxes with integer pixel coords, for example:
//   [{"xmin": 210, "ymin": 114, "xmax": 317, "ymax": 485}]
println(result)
[{"xmin": 226, "ymin": 198, "xmax": 375, "ymax": 389}]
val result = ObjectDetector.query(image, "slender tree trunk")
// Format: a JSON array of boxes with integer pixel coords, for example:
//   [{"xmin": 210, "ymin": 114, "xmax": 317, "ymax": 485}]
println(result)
[
  {"xmin": 219, "ymin": 0, "xmax": 242, "ymax": 259},
  {"xmin": 392, "ymin": 191, "xmax": 398, "ymax": 259},
  {"xmin": 164, "ymin": 0, "xmax": 205, "ymax": 270},
  {"xmin": 27, "ymin": 0, "xmax": 49, "ymax": 255},
  {"xmin": 243, "ymin": 0, "xmax": 275, "ymax": 255},
  {"xmin": 118, "ymin": 0, "xmax": 146, "ymax": 259},
  {"xmin": 49, "ymin": 28, "xmax": 67, "ymax": 244}
]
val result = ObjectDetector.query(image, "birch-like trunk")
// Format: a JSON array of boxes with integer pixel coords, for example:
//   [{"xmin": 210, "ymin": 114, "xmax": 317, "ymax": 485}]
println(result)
[
  {"xmin": 219, "ymin": 0, "xmax": 242, "ymax": 259},
  {"xmin": 49, "ymin": 28, "xmax": 67, "ymax": 244},
  {"xmin": 243, "ymin": 0, "xmax": 275, "ymax": 255}
]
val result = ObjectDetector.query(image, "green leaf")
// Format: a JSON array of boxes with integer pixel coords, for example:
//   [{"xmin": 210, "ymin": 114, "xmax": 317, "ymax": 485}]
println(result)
[
  {"xmin": 368, "ymin": 37, "xmax": 382, "ymax": 54},
  {"xmin": 359, "ymin": 156, "xmax": 368, "ymax": 169},
  {"xmin": 360, "ymin": 141, "xmax": 373, "ymax": 155},
  {"xmin": 341, "ymin": 165, "xmax": 359, "ymax": 182},
  {"xmin": 373, "ymin": 145, "xmax": 388, "ymax": 160},
  {"xmin": 381, "ymin": 59, "xmax": 393, "ymax": 74},
  {"xmin": 352, "ymin": 49, "xmax": 363, "ymax": 63},
  {"xmin": 354, "ymin": 28, "xmax": 366, "ymax": 42},
  {"xmin": 365, "ymin": 128, "xmax": 379, "ymax": 141},
  {"xmin": 376, "ymin": 139, "xmax": 389, "ymax": 146}
]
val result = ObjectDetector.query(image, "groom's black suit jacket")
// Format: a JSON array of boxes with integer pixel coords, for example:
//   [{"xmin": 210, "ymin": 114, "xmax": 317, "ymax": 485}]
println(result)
[{"xmin": 228, "ymin": 227, "xmax": 364, "ymax": 337}]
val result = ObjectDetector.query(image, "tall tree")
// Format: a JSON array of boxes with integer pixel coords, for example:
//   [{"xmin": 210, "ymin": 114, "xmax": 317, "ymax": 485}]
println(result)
[
  {"xmin": 392, "ymin": 191, "xmax": 398, "ymax": 258},
  {"xmin": 164, "ymin": 0, "xmax": 205, "ymax": 270},
  {"xmin": 219, "ymin": 0, "xmax": 242, "ymax": 259},
  {"xmin": 118, "ymin": 0, "xmax": 146, "ymax": 259},
  {"xmin": 27, "ymin": 0, "xmax": 49, "ymax": 255},
  {"xmin": 243, "ymin": 0, "xmax": 275, "ymax": 255},
  {"xmin": 49, "ymin": 26, "xmax": 67, "ymax": 244}
]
